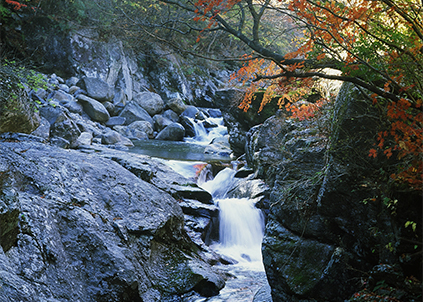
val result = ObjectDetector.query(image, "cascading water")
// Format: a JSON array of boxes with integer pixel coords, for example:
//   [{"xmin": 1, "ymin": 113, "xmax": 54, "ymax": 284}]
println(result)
[
  {"xmin": 198, "ymin": 167, "xmax": 265, "ymax": 269},
  {"xmin": 136, "ymin": 109, "xmax": 271, "ymax": 301}
]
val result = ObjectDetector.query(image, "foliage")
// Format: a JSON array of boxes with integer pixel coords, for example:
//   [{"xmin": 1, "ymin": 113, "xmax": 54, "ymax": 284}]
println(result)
[{"xmin": 169, "ymin": 0, "xmax": 422, "ymax": 191}]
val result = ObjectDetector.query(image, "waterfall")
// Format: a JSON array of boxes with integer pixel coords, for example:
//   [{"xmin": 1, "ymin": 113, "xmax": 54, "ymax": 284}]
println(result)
[
  {"xmin": 184, "ymin": 116, "xmax": 228, "ymax": 145},
  {"xmin": 199, "ymin": 167, "xmax": 265, "ymax": 269}
]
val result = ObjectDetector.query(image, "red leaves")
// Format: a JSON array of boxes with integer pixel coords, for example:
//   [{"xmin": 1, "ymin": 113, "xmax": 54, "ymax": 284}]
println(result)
[{"xmin": 5, "ymin": 0, "xmax": 27, "ymax": 10}]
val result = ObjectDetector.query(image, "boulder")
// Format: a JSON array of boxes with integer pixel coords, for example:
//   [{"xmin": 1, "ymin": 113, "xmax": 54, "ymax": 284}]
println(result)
[
  {"xmin": 181, "ymin": 105, "xmax": 200, "ymax": 118},
  {"xmin": 118, "ymin": 101, "xmax": 154, "ymax": 126},
  {"xmin": 50, "ymin": 113, "xmax": 82, "ymax": 148},
  {"xmin": 75, "ymin": 131, "xmax": 93, "ymax": 147},
  {"xmin": 162, "ymin": 109, "xmax": 179, "ymax": 122},
  {"xmin": 153, "ymin": 114, "xmax": 173, "ymax": 132},
  {"xmin": 77, "ymin": 77, "xmax": 113, "ymax": 102},
  {"xmin": 155, "ymin": 122, "xmax": 185, "ymax": 141},
  {"xmin": 30, "ymin": 117, "xmax": 50, "ymax": 140},
  {"xmin": 128, "ymin": 121, "xmax": 154, "ymax": 138},
  {"xmin": 76, "ymin": 94, "xmax": 110, "ymax": 123},
  {"xmin": 165, "ymin": 97, "xmax": 187, "ymax": 115},
  {"xmin": 101, "ymin": 129, "xmax": 133, "ymax": 146},
  {"xmin": 179, "ymin": 115, "xmax": 197, "ymax": 137},
  {"xmin": 132, "ymin": 91, "xmax": 164, "ymax": 116}
]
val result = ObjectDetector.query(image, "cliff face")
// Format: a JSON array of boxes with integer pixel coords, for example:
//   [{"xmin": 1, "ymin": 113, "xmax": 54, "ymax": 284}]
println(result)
[{"xmin": 247, "ymin": 83, "xmax": 422, "ymax": 301}]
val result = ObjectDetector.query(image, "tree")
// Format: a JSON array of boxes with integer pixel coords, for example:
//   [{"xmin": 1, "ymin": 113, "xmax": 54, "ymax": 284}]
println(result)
[{"xmin": 158, "ymin": 0, "xmax": 422, "ymax": 190}]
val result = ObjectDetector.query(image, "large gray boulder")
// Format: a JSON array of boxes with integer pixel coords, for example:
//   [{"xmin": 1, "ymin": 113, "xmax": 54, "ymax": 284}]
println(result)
[
  {"xmin": 119, "ymin": 101, "xmax": 154, "ymax": 126},
  {"xmin": 155, "ymin": 122, "xmax": 185, "ymax": 141},
  {"xmin": 0, "ymin": 140, "xmax": 223, "ymax": 301},
  {"xmin": 77, "ymin": 77, "xmax": 114, "ymax": 102},
  {"xmin": 77, "ymin": 94, "xmax": 110, "ymax": 123},
  {"xmin": 133, "ymin": 92, "xmax": 164, "ymax": 116}
]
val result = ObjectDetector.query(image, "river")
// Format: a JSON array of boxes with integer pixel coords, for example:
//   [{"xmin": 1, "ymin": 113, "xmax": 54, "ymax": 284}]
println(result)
[{"xmin": 127, "ymin": 111, "xmax": 272, "ymax": 301}]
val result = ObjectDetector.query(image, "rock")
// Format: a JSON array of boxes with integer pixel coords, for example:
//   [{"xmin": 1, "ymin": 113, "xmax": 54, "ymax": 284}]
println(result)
[
  {"xmin": 103, "ymin": 101, "xmax": 116, "ymax": 116},
  {"xmin": 118, "ymin": 101, "xmax": 154, "ymax": 126},
  {"xmin": 52, "ymin": 90, "xmax": 74, "ymax": 102},
  {"xmin": 162, "ymin": 109, "xmax": 179, "ymax": 122},
  {"xmin": 179, "ymin": 115, "xmax": 197, "ymax": 137},
  {"xmin": 39, "ymin": 104, "xmax": 66, "ymax": 126},
  {"xmin": 30, "ymin": 117, "xmax": 50, "ymax": 140},
  {"xmin": 204, "ymin": 136, "xmax": 232, "ymax": 158},
  {"xmin": 166, "ymin": 98, "xmax": 187, "ymax": 115},
  {"xmin": 66, "ymin": 77, "xmax": 80, "ymax": 87},
  {"xmin": 99, "ymin": 150, "xmax": 213, "ymax": 203},
  {"xmin": 153, "ymin": 114, "xmax": 173, "ymax": 132},
  {"xmin": 68, "ymin": 85, "xmax": 80, "ymax": 95},
  {"xmin": 59, "ymin": 99, "xmax": 84, "ymax": 115},
  {"xmin": 113, "ymin": 125, "xmax": 149, "ymax": 140},
  {"xmin": 76, "ymin": 94, "xmax": 110, "ymax": 123},
  {"xmin": 128, "ymin": 121, "xmax": 154, "ymax": 138},
  {"xmin": 263, "ymin": 220, "xmax": 351, "ymax": 301},
  {"xmin": 155, "ymin": 122, "xmax": 185, "ymax": 141},
  {"xmin": 105, "ymin": 116, "xmax": 126, "ymax": 127},
  {"xmin": 77, "ymin": 76, "xmax": 114, "ymax": 102},
  {"xmin": 133, "ymin": 91, "xmax": 164, "ymax": 116},
  {"xmin": 50, "ymin": 113, "xmax": 82, "ymax": 148},
  {"xmin": 75, "ymin": 131, "xmax": 93, "ymax": 147},
  {"xmin": 101, "ymin": 129, "xmax": 133, "ymax": 146},
  {"xmin": 181, "ymin": 105, "xmax": 200, "ymax": 118},
  {"xmin": 0, "ymin": 141, "xmax": 223, "ymax": 301},
  {"xmin": 0, "ymin": 76, "xmax": 40, "ymax": 134},
  {"xmin": 50, "ymin": 136, "xmax": 70, "ymax": 148}
]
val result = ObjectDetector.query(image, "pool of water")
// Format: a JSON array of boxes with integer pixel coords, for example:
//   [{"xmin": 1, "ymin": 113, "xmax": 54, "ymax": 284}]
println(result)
[{"xmin": 128, "ymin": 139, "xmax": 232, "ymax": 162}]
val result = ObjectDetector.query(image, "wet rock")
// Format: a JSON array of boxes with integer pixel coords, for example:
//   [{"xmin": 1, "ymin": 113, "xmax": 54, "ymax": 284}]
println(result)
[{"xmin": 179, "ymin": 115, "xmax": 197, "ymax": 137}]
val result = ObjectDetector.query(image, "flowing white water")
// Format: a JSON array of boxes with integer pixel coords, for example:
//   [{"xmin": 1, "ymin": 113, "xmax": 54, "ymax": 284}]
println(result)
[
  {"xmin": 199, "ymin": 167, "xmax": 265, "ymax": 270},
  {"xmin": 184, "ymin": 117, "xmax": 228, "ymax": 145}
]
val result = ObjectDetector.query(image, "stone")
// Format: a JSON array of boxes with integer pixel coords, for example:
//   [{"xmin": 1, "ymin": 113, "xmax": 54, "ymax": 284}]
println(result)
[
  {"xmin": 118, "ymin": 101, "xmax": 154, "ymax": 126},
  {"xmin": 77, "ymin": 94, "xmax": 110, "ymax": 123},
  {"xmin": 77, "ymin": 77, "xmax": 114, "ymax": 102},
  {"xmin": 132, "ymin": 91, "xmax": 164, "ymax": 116},
  {"xmin": 0, "ymin": 141, "xmax": 223, "ymax": 301},
  {"xmin": 101, "ymin": 129, "xmax": 133, "ymax": 146},
  {"xmin": 155, "ymin": 122, "xmax": 185, "ymax": 141},
  {"xmin": 128, "ymin": 121, "xmax": 154, "ymax": 137},
  {"xmin": 153, "ymin": 114, "xmax": 173, "ymax": 132},
  {"xmin": 165, "ymin": 98, "xmax": 187, "ymax": 115},
  {"xmin": 179, "ymin": 115, "xmax": 197, "ymax": 137},
  {"xmin": 50, "ymin": 113, "xmax": 82, "ymax": 148},
  {"xmin": 75, "ymin": 131, "xmax": 93, "ymax": 147},
  {"xmin": 105, "ymin": 116, "xmax": 126, "ymax": 127},
  {"xmin": 162, "ymin": 109, "xmax": 179, "ymax": 122},
  {"xmin": 30, "ymin": 117, "xmax": 50, "ymax": 140},
  {"xmin": 180, "ymin": 105, "xmax": 199, "ymax": 118}
]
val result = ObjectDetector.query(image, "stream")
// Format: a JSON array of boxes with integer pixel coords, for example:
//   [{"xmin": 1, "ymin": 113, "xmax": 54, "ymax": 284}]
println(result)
[{"xmin": 128, "ymin": 111, "xmax": 272, "ymax": 302}]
